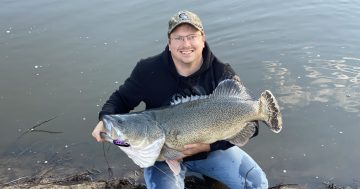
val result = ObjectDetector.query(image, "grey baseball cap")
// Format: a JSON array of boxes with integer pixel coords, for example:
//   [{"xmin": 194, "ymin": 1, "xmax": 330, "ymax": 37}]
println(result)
[{"xmin": 168, "ymin": 10, "xmax": 204, "ymax": 35}]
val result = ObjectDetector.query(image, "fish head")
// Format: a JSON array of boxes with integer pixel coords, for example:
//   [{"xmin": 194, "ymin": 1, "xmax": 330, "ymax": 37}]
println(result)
[
  {"xmin": 102, "ymin": 113, "xmax": 164, "ymax": 146},
  {"xmin": 102, "ymin": 113, "xmax": 165, "ymax": 168}
]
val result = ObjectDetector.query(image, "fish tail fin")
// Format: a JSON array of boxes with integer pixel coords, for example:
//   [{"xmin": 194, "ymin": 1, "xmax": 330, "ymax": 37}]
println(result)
[{"xmin": 259, "ymin": 90, "xmax": 282, "ymax": 133}]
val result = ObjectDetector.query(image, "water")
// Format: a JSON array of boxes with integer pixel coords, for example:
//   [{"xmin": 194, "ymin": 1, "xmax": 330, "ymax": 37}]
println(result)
[{"xmin": 1, "ymin": 0, "xmax": 359, "ymax": 187}]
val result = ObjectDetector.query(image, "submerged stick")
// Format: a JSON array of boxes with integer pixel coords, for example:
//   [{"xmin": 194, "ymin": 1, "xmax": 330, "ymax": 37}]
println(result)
[
  {"xmin": 1, "ymin": 176, "xmax": 30, "ymax": 186},
  {"xmin": 18, "ymin": 116, "xmax": 63, "ymax": 139}
]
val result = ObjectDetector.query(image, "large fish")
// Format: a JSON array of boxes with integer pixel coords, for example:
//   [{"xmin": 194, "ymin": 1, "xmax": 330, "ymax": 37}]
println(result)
[{"xmin": 100, "ymin": 79, "xmax": 282, "ymax": 174}]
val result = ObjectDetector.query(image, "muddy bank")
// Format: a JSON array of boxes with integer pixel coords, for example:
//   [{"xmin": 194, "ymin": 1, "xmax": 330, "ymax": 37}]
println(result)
[
  {"xmin": 0, "ymin": 150, "xmax": 353, "ymax": 189},
  {"xmin": 2, "ymin": 176, "xmax": 310, "ymax": 189},
  {"xmin": 0, "ymin": 175, "xmax": 223, "ymax": 189},
  {"xmin": 0, "ymin": 165, "xmax": 350, "ymax": 189}
]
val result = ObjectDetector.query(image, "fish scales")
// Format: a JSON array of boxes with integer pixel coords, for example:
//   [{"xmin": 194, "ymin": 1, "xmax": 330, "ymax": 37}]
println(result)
[
  {"xmin": 100, "ymin": 79, "xmax": 283, "ymax": 171},
  {"xmin": 151, "ymin": 97, "xmax": 260, "ymax": 150}
]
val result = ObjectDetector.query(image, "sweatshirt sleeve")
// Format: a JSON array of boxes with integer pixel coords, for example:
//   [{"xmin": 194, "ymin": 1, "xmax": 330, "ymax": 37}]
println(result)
[{"xmin": 98, "ymin": 62, "xmax": 145, "ymax": 120}]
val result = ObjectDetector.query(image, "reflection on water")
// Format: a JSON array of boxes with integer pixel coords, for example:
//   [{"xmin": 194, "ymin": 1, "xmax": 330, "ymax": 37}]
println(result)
[
  {"xmin": 264, "ymin": 60, "xmax": 308, "ymax": 108},
  {"xmin": 264, "ymin": 47, "xmax": 360, "ymax": 114}
]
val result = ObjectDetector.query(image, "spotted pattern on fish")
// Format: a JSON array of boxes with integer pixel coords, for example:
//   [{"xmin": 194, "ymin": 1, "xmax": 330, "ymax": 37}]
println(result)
[{"xmin": 101, "ymin": 79, "xmax": 283, "ymax": 169}]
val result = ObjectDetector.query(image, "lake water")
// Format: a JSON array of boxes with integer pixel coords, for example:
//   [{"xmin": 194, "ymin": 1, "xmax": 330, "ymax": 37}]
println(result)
[{"xmin": 1, "ymin": 0, "xmax": 359, "ymax": 188}]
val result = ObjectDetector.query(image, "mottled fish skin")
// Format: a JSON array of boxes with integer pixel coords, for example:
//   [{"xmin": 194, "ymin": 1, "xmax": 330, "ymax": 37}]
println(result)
[
  {"xmin": 155, "ymin": 96, "xmax": 259, "ymax": 149},
  {"xmin": 101, "ymin": 79, "xmax": 283, "ymax": 169}
]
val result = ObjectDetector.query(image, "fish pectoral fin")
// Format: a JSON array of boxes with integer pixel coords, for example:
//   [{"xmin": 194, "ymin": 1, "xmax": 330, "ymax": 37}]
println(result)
[
  {"xmin": 165, "ymin": 159, "xmax": 181, "ymax": 176},
  {"xmin": 228, "ymin": 123, "xmax": 256, "ymax": 147},
  {"xmin": 161, "ymin": 146, "xmax": 184, "ymax": 175}
]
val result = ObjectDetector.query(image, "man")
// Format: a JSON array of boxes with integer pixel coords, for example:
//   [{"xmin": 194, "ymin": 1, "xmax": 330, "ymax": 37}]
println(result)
[{"xmin": 92, "ymin": 10, "xmax": 268, "ymax": 189}]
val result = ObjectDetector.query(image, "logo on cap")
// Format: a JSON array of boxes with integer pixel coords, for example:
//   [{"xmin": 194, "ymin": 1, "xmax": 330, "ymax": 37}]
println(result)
[{"xmin": 178, "ymin": 13, "xmax": 189, "ymax": 21}]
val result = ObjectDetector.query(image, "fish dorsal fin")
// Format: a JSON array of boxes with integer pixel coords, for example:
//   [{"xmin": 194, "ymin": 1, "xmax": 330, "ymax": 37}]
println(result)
[
  {"xmin": 210, "ymin": 79, "xmax": 252, "ymax": 100},
  {"xmin": 170, "ymin": 95, "xmax": 208, "ymax": 105},
  {"xmin": 170, "ymin": 79, "xmax": 252, "ymax": 105}
]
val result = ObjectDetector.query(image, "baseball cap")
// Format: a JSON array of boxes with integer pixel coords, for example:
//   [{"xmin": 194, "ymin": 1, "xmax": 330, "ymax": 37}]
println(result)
[{"xmin": 168, "ymin": 10, "xmax": 204, "ymax": 35}]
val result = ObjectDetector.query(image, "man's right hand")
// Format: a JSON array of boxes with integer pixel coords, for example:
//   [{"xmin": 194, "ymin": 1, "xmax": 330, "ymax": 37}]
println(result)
[{"xmin": 92, "ymin": 121, "xmax": 106, "ymax": 142}]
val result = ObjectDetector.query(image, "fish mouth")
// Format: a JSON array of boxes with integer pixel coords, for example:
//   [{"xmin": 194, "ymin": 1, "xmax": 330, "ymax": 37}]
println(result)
[
  {"xmin": 100, "ymin": 132, "xmax": 130, "ymax": 147},
  {"xmin": 101, "ymin": 115, "xmax": 130, "ymax": 147}
]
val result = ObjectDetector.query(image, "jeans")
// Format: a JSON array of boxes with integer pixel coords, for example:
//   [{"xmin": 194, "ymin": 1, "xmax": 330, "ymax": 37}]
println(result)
[{"xmin": 144, "ymin": 146, "xmax": 268, "ymax": 189}]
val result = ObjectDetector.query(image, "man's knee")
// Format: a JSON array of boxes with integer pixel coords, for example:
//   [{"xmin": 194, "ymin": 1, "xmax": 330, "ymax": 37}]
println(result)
[{"xmin": 245, "ymin": 168, "xmax": 268, "ymax": 189}]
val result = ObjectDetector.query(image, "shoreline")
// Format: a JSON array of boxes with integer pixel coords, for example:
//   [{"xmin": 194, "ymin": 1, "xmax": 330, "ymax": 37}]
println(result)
[
  {"xmin": 2, "ymin": 174, "xmax": 343, "ymax": 189},
  {"xmin": 2, "ymin": 178, "xmax": 308, "ymax": 189},
  {"xmin": 0, "ymin": 156, "xmax": 351, "ymax": 189}
]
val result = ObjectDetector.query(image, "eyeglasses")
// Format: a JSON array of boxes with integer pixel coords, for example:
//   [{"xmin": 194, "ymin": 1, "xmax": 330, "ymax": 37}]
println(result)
[{"xmin": 170, "ymin": 34, "xmax": 202, "ymax": 43}]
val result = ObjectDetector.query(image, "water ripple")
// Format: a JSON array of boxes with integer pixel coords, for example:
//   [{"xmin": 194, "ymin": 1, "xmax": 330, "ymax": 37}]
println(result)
[{"xmin": 264, "ymin": 57, "xmax": 360, "ymax": 113}]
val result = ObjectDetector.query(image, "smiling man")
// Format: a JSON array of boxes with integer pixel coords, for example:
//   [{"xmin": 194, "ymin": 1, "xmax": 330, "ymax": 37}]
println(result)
[
  {"xmin": 92, "ymin": 10, "xmax": 268, "ymax": 189},
  {"xmin": 168, "ymin": 17, "xmax": 205, "ymax": 76}
]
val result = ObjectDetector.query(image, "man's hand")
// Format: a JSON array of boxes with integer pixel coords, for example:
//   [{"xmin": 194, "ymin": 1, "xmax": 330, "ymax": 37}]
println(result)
[
  {"xmin": 180, "ymin": 143, "xmax": 210, "ymax": 159},
  {"xmin": 92, "ymin": 121, "xmax": 106, "ymax": 142}
]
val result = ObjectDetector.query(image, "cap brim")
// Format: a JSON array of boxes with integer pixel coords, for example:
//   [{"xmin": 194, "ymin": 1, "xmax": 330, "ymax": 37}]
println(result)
[{"xmin": 168, "ymin": 21, "xmax": 204, "ymax": 34}]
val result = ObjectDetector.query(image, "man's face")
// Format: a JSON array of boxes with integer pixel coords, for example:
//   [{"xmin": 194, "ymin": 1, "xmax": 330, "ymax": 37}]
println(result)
[{"xmin": 168, "ymin": 24, "xmax": 205, "ymax": 66}]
